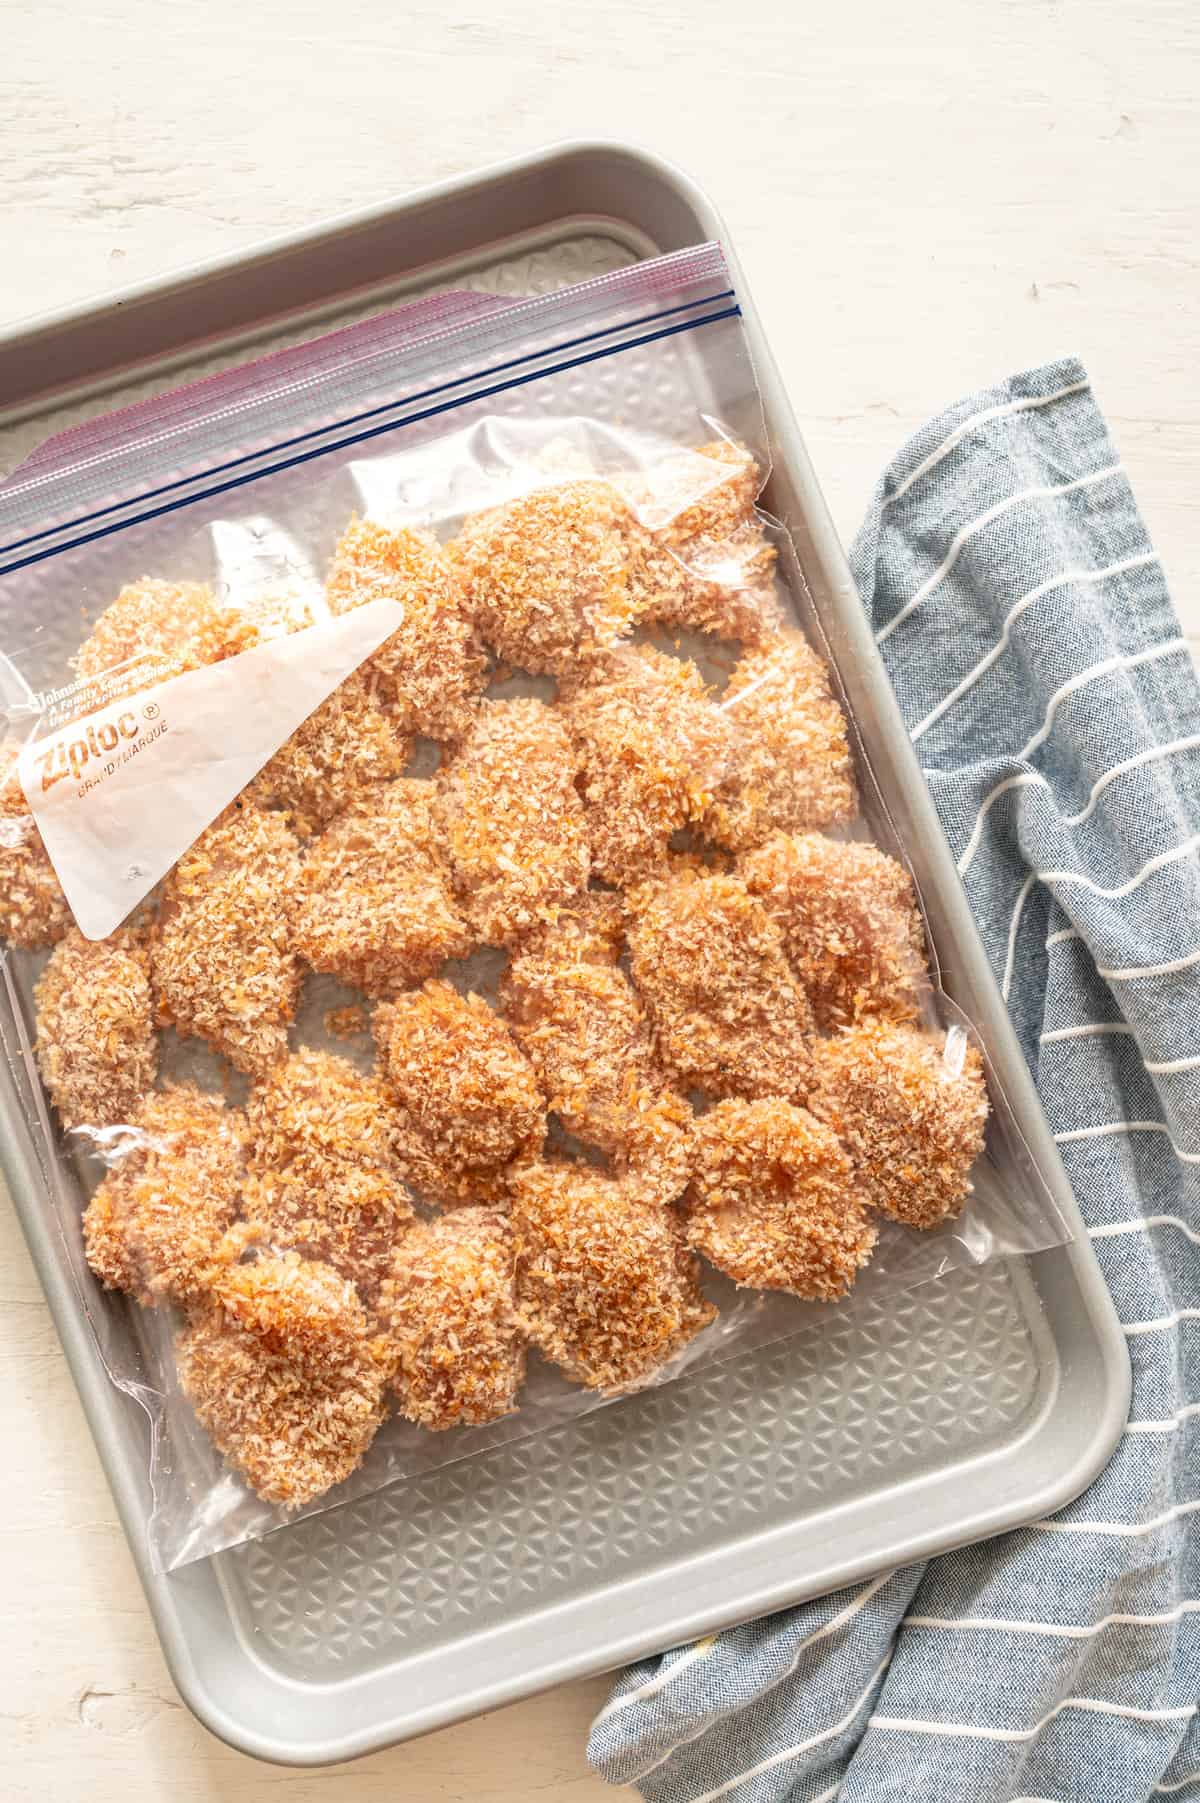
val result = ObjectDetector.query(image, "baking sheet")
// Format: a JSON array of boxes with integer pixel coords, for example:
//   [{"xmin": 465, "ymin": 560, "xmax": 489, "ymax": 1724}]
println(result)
[{"xmin": 0, "ymin": 142, "xmax": 1128, "ymax": 1764}]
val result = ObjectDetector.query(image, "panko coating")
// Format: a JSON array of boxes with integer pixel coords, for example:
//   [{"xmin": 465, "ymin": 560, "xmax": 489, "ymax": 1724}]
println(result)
[
  {"xmin": 625, "ymin": 867, "xmax": 815, "ymax": 1103},
  {"xmin": 0, "ymin": 742, "xmax": 71, "ymax": 948},
  {"xmin": 241, "ymin": 1165, "xmax": 412, "ymax": 1301},
  {"xmin": 510, "ymin": 1159, "xmax": 716, "ymax": 1393},
  {"xmin": 214, "ymin": 1241, "xmax": 365, "ymax": 1350},
  {"xmin": 812, "ymin": 1020, "xmax": 989, "ymax": 1229},
  {"xmin": 436, "ymin": 698, "xmax": 590, "ymax": 945},
  {"xmin": 741, "ymin": 832, "xmax": 926, "ymax": 1030},
  {"xmin": 686, "ymin": 1098, "xmax": 876, "ymax": 1299},
  {"xmin": 177, "ymin": 1250, "xmax": 388, "ymax": 1507},
  {"xmin": 292, "ymin": 778, "xmax": 471, "ymax": 997},
  {"xmin": 563, "ymin": 645, "xmax": 734, "ymax": 887},
  {"xmin": 246, "ymin": 1047, "xmax": 398, "ymax": 1179},
  {"xmin": 153, "ymin": 801, "xmax": 303, "ymax": 1076},
  {"xmin": 326, "ymin": 519, "xmax": 485, "ymax": 739},
  {"xmin": 636, "ymin": 438, "xmax": 761, "ymax": 544},
  {"xmin": 379, "ymin": 1207, "xmax": 525, "ymax": 1431},
  {"xmin": 704, "ymin": 632, "xmax": 858, "ymax": 852},
  {"xmin": 450, "ymin": 480, "xmax": 638, "ymax": 675},
  {"xmin": 624, "ymin": 440, "xmax": 783, "ymax": 643},
  {"xmin": 35, "ymin": 925, "xmax": 157, "ymax": 1131},
  {"xmin": 513, "ymin": 888, "xmax": 626, "ymax": 964},
  {"xmin": 72, "ymin": 578, "xmax": 246, "ymax": 695},
  {"xmin": 502, "ymin": 896, "xmax": 693, "ymax": 1206},
  {"xmin": 244, "ymin": 1049, "xmax": 413, "ymax": 1295},
  {"xmin": 247, "ymin": 664, "xmax": 413, "ymax": 835},
  {"xmin": 374, "ymin": 980, "xmax": 545, "ymax": 1205},
  {"xmin": 82, "ymin": 1084, "xmax": 244, "ymax": 1307}
]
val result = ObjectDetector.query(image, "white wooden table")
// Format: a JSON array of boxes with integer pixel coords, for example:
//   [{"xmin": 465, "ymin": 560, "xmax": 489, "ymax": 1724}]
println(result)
[{"xmin": 2, "ymin": 3, "xmax": 1196, "ymax": 1798}]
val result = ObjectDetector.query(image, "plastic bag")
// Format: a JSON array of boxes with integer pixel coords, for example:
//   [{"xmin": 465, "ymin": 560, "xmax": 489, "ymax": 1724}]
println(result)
[{"xmin": 0, "ymin": 244, "xmax": 1071, "ymax": 1571}]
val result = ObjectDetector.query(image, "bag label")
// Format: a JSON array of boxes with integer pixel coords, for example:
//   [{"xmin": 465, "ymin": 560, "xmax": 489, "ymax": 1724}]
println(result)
[{"xmin": 19, "ymin": 599, "xmax": 404, "ymax": 940}]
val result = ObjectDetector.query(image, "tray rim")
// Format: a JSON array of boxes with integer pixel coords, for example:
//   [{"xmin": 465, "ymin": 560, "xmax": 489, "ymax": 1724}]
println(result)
[{"xmin": 0, "ymin": 136, "xmax": 1131, "ymax": 1766}]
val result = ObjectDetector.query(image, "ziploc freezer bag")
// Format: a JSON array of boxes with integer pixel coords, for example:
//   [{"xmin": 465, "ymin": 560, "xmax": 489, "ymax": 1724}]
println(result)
[{"xmin": 0, "ymin": 247, "xmax": 1070, "ymax": 1569}]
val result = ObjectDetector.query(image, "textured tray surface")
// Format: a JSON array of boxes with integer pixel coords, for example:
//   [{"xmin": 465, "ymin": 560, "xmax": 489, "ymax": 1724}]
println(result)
[{"xmin": 226, "ymin": 1259, "xmax": 1039, "ymax": 1679}]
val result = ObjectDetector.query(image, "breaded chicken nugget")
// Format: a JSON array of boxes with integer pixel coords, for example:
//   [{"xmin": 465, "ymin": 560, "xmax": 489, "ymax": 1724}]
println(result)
[
  {"xmin": 35, "ymin": 925, "xmax": 157, "ymax": 1131},
  {"xmin": 704, "ymin": 632, "xmax": 858, "ymax": 851},
  {"xmin": 153, "ymin": 802, "xmax": 303, "ymax": 1076},
  {"xmin": 502, "ymin": 895, "xmax": 693, "ymax": 1206},
  {"xmin": 563, "ymin": 645, "xmax": 734, "ymax": 887},
  {"xmin": 0, "ymin": 742, "xmax": 71, "ymax": 948},
  {"xmin": 374, "ymin": 980, "xmax": 545, "ymax": 1205},
  {"xmin": 72, "ymin": 578, "xmax": 241, "ymax": 691},
  {"xmin": 177, "ymin": 1250, "xmax": 387, "ymax": 1506},
  {"xmin": 624, "ymin": 440, "xmax": 782, "ymax": 643},
  {"xmin": 639, "ymin": 439, "xmax": 761, "ymax": 545},
  {"xmin": 242, "ymin": 1159, "xmax": 405, "ymax": 1290},
  {"xmin": 741, "ymin": 832, "xmax": 926, "ymax": 1029},
  {"xmin": 687, "ymin": 1098, "xmax": 876, "ymax": 1298},
  {"xmin": 812, "ymin": 1020, "xmax": 989, "ymax": 1229},
  {"xmin": 246, "ymin": 1047, "xmax": 397, "ymax": 1177},
  {"xmin": 450, "ymin": 481, "xmax": 638, "ymax": 675},
  {"xmin": 292, "ymin": 779, "xmax": 471, "ymax": 997},
  {"xmin": 82, "ymin": 1084, "xmax": 244, "ymax": 1306},
  {"xmin": 625, "ymin": 867, "xmax": 815, "ymax": 1102},
  {"xmin": 510, "ymin": 1159, "xmax": 715, "ymax": 1393},
  {"xmin": 513, "ymin": 889, "xmax": 626, "ymax": 963},
  {"xmin": 244, "ymin": 1049, "xmax": 413, "ymax": 1295},
  {"xmin": 241, "ymin": 1165, "xmax": 411, "ymax": 1302},
  {"xmin": 248, "ymin": 664, "xmax": 412, "ymax": 835},
  {"xmin": 379, "ymin": 1207, "xmax": 525, "ymax": 1430},
  {"xmin": 436, "ymin": 698, "xmax": 590, "ymax": 945},
  {"xmin": 326, "ymin": 519, "xmax": 485, "ymax": 739}
]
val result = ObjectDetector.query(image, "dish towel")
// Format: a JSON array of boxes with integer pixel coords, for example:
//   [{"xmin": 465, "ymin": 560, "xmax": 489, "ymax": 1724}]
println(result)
[{"xmin": 588, "ymin": 357, "xmax": 1200, "ymax": 1803}]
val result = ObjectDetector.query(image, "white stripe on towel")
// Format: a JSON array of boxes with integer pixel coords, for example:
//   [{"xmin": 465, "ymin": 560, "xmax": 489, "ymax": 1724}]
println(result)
[
  {"xmin": 955, "ymin": 634, "xmax": 1180, "ymax": 877},
  {"xmin": 1001, "ymin": 872, "xmax": 1040, "ymax": 1000},
  {"xmin": 959, "ymin": 774, "xmax": 1050, "ymax": 878},
  {"xmin": 1055, "ymin": 1124, "xmax": 1200, "ymax": 1166},
  {"xmin": 1038, "ymin": 835, "xmax": 1200, "ymax": 900},
  {"xmin": 905, "ymin": 1601, "xmax": 1200, "ymax": 1639},
  {"xmin": 1063, "ymin": 736, "xmax": 1200, "ymax": 828},
  {"xmin": 1041, "ymin": 1023, "xmax": 1134, "ymax": 1044},
  {"xmin": 1127, "ymin": 1403, "xmax": 1200, "ymax": 1435},
  {"xmin": 869, "ymin": 1695, "xmax": 1197, "ymax": 1743},
  {"xmin": 592, "ymin": 1638, "xmax": 715, "ymax": 1722},
  {"xmin": 1002, "ymin": 837, "xmax": 1200, "ymax": 998},
  {"xmin": 1045, "ymin": 927, "xmax": 1082, "ymax": 949},
  {"xmin": 1020, "ymin": 636, "xmax": 1185, "ymax": 760},
  {"xmin": 596, "ymin": 1570, "xmax": 894, "ymax": 1724},
  {"xmin": 910, "ymin": 552, "xmax": 1159, "ymax": 742},
  {"xmin": 1124, "ymin": 1313, "xmax": 1200, "ymax": 1340},
  {"xmin": 884, "ymin": 377, "xmax": 1091, "ymax": 506},
  {"xmin": 1033, "ymin": 1497, "xmax": 1200, "ymax": 1536},
  {"xmin": 1089, "ymin": 1215, "xmax": 1200, "ymax": 1248},
  {"xmin": 677, "ymin": 1659, "xmax": 891, "ymax": 1803},
  {"xmin": 1102, "ymin": 947, "xmax": 1200, "ymax": 981},
  {"xmin": 877, "ymin": 465, "xmax": 1122, "ymax": 646}
]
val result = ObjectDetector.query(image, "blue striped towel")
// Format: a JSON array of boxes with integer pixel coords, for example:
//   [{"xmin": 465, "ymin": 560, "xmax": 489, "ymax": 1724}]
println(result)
[{"xmin": 588, "ymin": 358, "xmax": 1200, "ymax": 1803}]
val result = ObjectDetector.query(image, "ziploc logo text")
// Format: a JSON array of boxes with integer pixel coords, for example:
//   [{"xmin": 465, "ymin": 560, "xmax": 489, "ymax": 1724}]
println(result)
[{"xmin": 34, "ymin": 708, "xmax": 142, "ymax": 792}]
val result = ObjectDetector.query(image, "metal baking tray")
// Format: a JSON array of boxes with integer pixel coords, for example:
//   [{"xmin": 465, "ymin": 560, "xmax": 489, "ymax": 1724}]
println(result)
[{"xmin": 0, "ymin": 141, "xmax": 1129, "ymax": 1765}]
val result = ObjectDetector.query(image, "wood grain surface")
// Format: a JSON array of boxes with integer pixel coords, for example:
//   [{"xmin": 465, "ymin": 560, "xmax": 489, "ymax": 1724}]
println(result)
[{"xmin": 1, "ymin": 1, "xmax": 1196, "ymax": 1797}]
